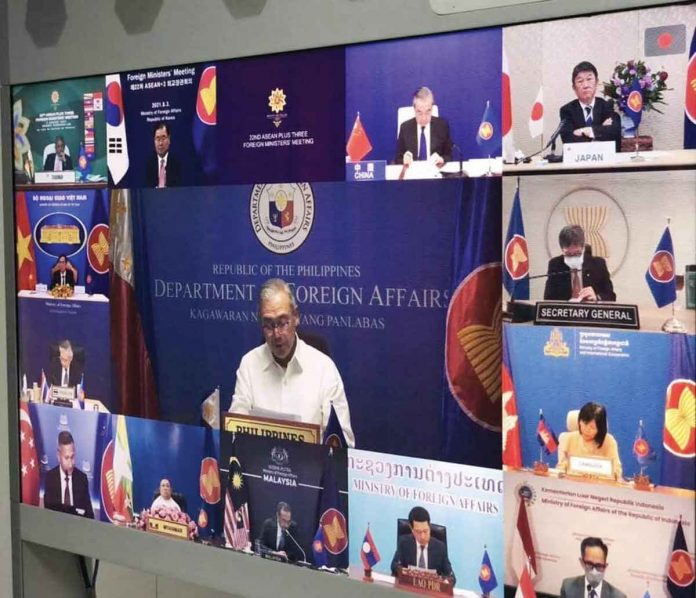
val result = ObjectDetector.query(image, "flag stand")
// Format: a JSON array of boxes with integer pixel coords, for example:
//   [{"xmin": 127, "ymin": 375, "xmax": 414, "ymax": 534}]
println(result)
[
  {"xmin": 661, "ymin": 303, "xmax": 687, "ymax": 333},
  {"xmin": 630, "ymin": 124, "xmax": 645, "ymax": 162},
  {"xmin": 533, "ymin": 446, "xmax": 549, "ymax": 475}
]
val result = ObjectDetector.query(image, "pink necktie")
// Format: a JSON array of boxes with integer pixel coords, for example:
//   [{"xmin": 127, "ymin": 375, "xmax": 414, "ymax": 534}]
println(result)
[{"xmin": 158, "ymin": 158, "xmax": 166, "ymax": 188}]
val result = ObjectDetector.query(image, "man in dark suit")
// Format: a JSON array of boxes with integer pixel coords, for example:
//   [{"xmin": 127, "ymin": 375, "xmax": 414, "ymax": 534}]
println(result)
[
  {"xmin": 43, "ymin": 431, "xmax": 94, "ymax": 518},
  {"xmin": 391, "ymin": 506, "xmax": 455, "ymax": 584},
  {"xmin": 257, "ymin": 501, "xmax": 303, "ymax": 562},
  {"xmin": 49, "ymin": 254, "xmax": 76, "ymax": 289},
  {"xmin": 559, "ymin": 61, "xmax": 620, "ymax": 151},
  {"xmin": 395, "ymin": 87, "xmax": 453, "ymax": 165},
  {"xmin": 560, "ymin": 537, "xmax": 626, "ymax": 598},
  {"xmin": 48, "ymin": 339, "xmax": 84, "ymax": 388},
  {"xmin": 43, "ymin": 136, "xmax": 74, "ymax": 171},
  {"xmin": 544, "ymin": 225, "xmax": 616, "ymax": 302},
  {"xmin": 145, "ymin": 122, "xmax": 182, "ymax": 188}
]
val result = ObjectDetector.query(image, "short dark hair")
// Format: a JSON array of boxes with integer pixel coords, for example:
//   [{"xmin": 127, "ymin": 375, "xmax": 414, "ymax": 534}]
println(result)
[
  {"xmin": 58, "ymin": 339, "xmax": 72, "ymax": 351},
  {"xmin": 58, "ymin": 430, "xmax": 74, "ymax": 447},
  {"xmin": 578, "ymin": 402, "xmax": 608, "ymax": 448},
  {"xmin": 55, "ymin": 135, "xmax": 66, "ymax": 145},
  {"xmin": 408, "ymin": 506, "xmax": 430, "ymax": 526},
  {"xmin": 580, "ymin": 536, "xmax": 608, "ymax": 560},
  {"xmin": 276, "ymin": 501, "xmax": 291, "ymax": 515},
  {"xmin": 558, "ymin": 225, "xmax": 585, "ymax": 249},
  {"xmin": 57, "ymin": 254, "xmax": 67, "ymax": 263},
  {"xmin": 153, "ymin": 122, "xmax": 170, "ymax": 137},
  {"xmin": 572, "ymin": 61, "xmax": 598, "ymax": 83}
]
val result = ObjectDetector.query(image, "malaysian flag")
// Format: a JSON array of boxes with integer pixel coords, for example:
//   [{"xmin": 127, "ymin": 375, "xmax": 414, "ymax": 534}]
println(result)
[{"xmin": 224, "ymin": 451, "xmax": 250, "ymax": 550}]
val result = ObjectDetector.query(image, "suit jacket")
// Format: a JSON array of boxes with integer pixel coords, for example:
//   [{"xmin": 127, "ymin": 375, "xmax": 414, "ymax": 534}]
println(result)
[
  {"xmin": 43, "ymin": 466, "xmax": 94, "ymax": 519},
  {"xmin": 50, "ymin": 269, "xmax": 76, "ymax": 290},
  {"xmin": 390, "ymin": 534, "xmax": 455, "ymax": 583},
  {"xmin": 544, "ymin": 254, "xmax": 616, "ymax": 302},
  {"xmin": 48, "ymin": 358, "xmax": 84, "ymax": 388},
  {"xmin": 43, "ymin": 153, "xmax": 74, "ymax": 171},
  {"xmin": 395, "ymin": 116, "xmax": 453, "ymax": 164},
  {"xmin": 145, "ymin": 153, "xmax": 182, "ymax": 188},
  {"xmin": 560, "ymin": 576, "xmax": 626, "ymax": 598},
  {"xmin": 559, "ymin": 98, "xmax": 621, "ymax": 151},
  {"xmin": 258, "ymin": 518, "xmax": 303, "ymax": 562}
]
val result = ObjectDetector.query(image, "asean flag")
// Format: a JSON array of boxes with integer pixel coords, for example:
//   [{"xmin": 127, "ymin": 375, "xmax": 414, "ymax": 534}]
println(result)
[
  {"xmin": 504, "ymin": 187, "xmax": 529, "ymax": 299},
  {"xmin": 476, "ymin": 100, "xmax": 501, "ymax": 157},
  {"xmin": 645, "ymin": 226, "xmax": 677, "ymax": 308},
  {"xmin": 625, "ymin": 78, "xmax": 643, "ymax": 129},
  {"xmin": 193, "ymin": 65, "xmax": 218, "ymax": 179},
  {"xmin": 666, "ymin": 518, "xmax": 695, "ymax": 598},
  {"xmin": 684, "ymin": 27, "xmax": 696, "ymax": 149}
]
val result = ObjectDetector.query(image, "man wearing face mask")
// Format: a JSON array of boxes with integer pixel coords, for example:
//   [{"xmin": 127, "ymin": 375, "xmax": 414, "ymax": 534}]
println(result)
[
  {"xmin": 560, "ymin": 537, "xmax": 626, "ymax": 598},
  {"xmin": 544, "ymin": 225, "xmax": 615, "ymax": 302}
]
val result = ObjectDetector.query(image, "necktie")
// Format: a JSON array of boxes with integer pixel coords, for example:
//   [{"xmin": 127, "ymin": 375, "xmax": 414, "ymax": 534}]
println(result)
[
  {"xmin": 277, "ymin": 529, "xmax": 285, "ymax": 550},
  {"xmin": 571, "ymin": 270, "xmax": 582, "ymax": 299},
  {"xmin": 61, "ymin": 273, "xmax": 65, "ymax": 285},
  {"xmin": 418, "ymin": 127, "xmax": 427, "ymax": 161},
  {"xmin": 55, "ymin": 156, "xmax": 62, "ymax": 172},
  {"xmin": 588, "ymin": 585, "xmax": 597, "ymax": 598},
  {"xmin": 63, "ymin": 475, "xmax": 70, "ymax": 505},
  {"xmin": 418, "ymin": 545, "xmax": 426, "ymax": 568},
  {"xmin": 584, "ymin": 106, "xmax": 593, "ymax": 125},
  {"xmin": 158, "ymin": 158, "xmax": 166, "ymax": 188},
  {"xmin": 62, "ymin": 368, "xmax": 68, "ymax": 387}
]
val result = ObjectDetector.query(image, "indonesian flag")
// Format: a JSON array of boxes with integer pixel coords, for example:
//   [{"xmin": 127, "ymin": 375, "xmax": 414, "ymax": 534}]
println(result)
[
  {"xmin": 502, "ymin": 48, "xmax": 517, "ymax": 162},
  {"xmin": 19, "ymin": 400, "xmax": 40, "ymax": 505},
  {"xmin": 105, "ymin": 74, "xmax": 129, "ymax": 185},
  {"xmin": 15, "ymin": 192, "xmax": 37, "ymax": 291},
  {"xmin": 528, "ymin": 87, "xmax": 544, "ymax": 139},
  {"xmin": 511, "ymin": 498, "xmax": 537, "ymax": 587},
  {"xmin": 346, "ymin": 113, "xmax": 373, "ymax": 162},
  {"xmin": 111, "ymin": 415, "xmax": 134, "ymax": 523}
]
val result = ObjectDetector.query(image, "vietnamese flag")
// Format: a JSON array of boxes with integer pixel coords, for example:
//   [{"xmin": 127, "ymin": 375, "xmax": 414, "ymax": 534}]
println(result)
[
  {"xmin": 15, "ymin": 192, "xmax": 37, "ymax": 291},
  {"xmin": 346, "ymin": 113, "xmax": 373, "ymax": 162}
]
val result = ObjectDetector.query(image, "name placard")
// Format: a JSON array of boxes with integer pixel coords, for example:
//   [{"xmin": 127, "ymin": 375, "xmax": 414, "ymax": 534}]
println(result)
[
  {"xmin": 534, "ymin": 301, "xmax": 640, "ymax": 329},
  {"xmin": 346, "ymin": 160, "xmax": 386, "ymax": 181},
  {"xmin": 52, "ymin": 386, "xmax": 76, "ymax": 401},
  {"xmin": 147, "ymin": 516, "xmax": 189, "ymax": 540},
  {"xmin": 223, "ymin": 412, "xmax": 321, "ymax": 444},
  {"xmin": 396, "ymin": 568, "xmax": 453, "ymax": 596},
  {"xmin": 568, "ymin": 455, "xmax": 613, "ymax": 478},
  {"xmin": 34, "ymin": 171, "xmax": 77, "ymax": 184},
  {"xmin": 563, "ymin": 141, "xmax": 616, "ymax": 165}
]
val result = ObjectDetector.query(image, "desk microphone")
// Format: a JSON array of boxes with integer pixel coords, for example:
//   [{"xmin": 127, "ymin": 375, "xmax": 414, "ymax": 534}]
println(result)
[{"xmin": 284, "ymin": 528, "xmax": 310, "ymax": 566}]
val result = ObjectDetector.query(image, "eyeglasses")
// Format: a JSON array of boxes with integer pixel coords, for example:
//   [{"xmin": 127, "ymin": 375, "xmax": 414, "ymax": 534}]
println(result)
[
  {"xmin": 261, "ymin": 318, "xmax": 292, "ymax": 333},
  {"xmin": 582, "ymin": 560, "xmax": 606, "ymax": 572}
]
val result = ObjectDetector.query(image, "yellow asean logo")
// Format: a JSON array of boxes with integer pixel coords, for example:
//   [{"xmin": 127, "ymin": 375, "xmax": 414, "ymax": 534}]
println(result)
[{"xmin": 268, "ymin": 88, "xmax": 287, "ymax": 114}]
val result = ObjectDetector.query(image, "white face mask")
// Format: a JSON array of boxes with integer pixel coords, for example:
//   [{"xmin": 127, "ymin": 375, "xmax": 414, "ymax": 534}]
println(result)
[
  {"xmin": 586, "ymin": 567, "xmax": 604, "ymax": 587},
  {"xmin": 563, "ymin": 252, "xmax": 584, "ymax": 271}
]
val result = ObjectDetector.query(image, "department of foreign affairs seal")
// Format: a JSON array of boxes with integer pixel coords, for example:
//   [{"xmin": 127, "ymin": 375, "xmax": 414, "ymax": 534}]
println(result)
[{"xmin": 250, "ymin": 183, "xmax": 315, "ymax": 255}]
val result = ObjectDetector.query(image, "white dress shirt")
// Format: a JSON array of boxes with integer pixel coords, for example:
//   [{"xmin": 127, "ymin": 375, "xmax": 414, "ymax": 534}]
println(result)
[
  {"xmin": 230, "ymin": 336, "xmax": 355, "ymax": 447},
  {"xmin": 584, "ymin": 578, "xmax": 603, "ymax": 598}
]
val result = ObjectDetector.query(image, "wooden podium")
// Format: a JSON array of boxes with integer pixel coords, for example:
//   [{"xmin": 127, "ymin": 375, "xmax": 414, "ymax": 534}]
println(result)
[
  {"xmin": 222, "ymin": 411, "xmax": 321, "ymax": 444},
  {"xmin": 395, "ymin": 567, "xmax": 454, "ymax": 596}
]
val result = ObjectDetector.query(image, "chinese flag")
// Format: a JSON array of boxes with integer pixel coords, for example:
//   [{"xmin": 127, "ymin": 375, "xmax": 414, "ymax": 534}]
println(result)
[
  {"xmin": 16, "ymin": 192, "xmax": 37, "ymax": 290},
  {"xmin": 346, "ymin": 113, "xmax": 373, "ymax": 162}
]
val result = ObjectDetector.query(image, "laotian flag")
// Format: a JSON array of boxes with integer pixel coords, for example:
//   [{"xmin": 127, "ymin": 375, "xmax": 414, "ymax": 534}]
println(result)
[
  {"xmin": 105, "ymin": 74, "xmax": 129, "ymax": 185},
  {"xmin": 442, "ymin": 179, "xmax": 502, "ymax": 467},
  {"xmin": 528, "ymin": 87, "xmax": 544, "ymax": 139},
  {"xmin": 476, "ymin": 100, "xmax": 501, "ymax": 157},
  {"xmin": 684, "ymin": 27, "xmax": 696, "ymax": 149},
  {"xmin": 85, "ymin": 189, "xmax": 110, "ymax": 296},
  {"xmin": 625, "ymin": 78, "xmax": 644, "ymax": 129},
  {"xmin": 346, "ymin": 113, "xmax": 373, "ymax": 162},
  {"xmin": 667, "ymin": 519, "xmax": 695, "ymax": 597},
  {"xmin": 197, "ymin": 426, "xmax": 222, "ymax": 540},
  {"xmin": 536, "ymin": 412, "xmax": 558, "ymax": 455},
  {"xmin": 19, "ymin": 400, "xmax": 40, "ymax": 506},
  {"xmin": 360, "ymin": 526, "xmax": 381, "ymax": 570},
  {"xmin": 504, "ymin": 187, "xmax": 529, "ymax": 299},
  {"xmin": 479, "ymin": 547, "xmax": 499, "ymax": 595},
  {"xmin": 645, "ymin": 226, "xmax": 677, "ymax": 308},
  {"xmin": 632, "ymin": 419, "xmax": 656, "ymax": 467},
  {"xmin": 502, "ymin": 325, "xmax": 522, "ymax": 468},
  {"xmin": 193, "ymin": 65, "xmax": 217, "ymax": 180},
  {"xmin": 501, "ymin": 49, "xmax": 516, "ymax": 162},
  {"xmin": 660, "ymin": 334, "xmax": 695, "ymax": 490}
]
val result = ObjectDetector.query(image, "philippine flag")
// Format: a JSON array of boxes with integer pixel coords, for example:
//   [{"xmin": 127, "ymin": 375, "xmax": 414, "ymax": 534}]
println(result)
[{"xmin": 105, "ymin": 74, "xmax": 129, "ymax": 185}]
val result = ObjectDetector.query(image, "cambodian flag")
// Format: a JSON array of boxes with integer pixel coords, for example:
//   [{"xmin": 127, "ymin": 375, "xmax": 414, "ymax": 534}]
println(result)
[
  {"xmin": 536, "ymin": 412, "xmax": 558, "ymax": 455},
  {"xmin": 684, "ymin": 28, "xmax": 696, "ymax": 149},
  {"xmin": 504, "ymin": 187, "xmax": 529, "ymax": 299},
  {"xmin": 360, "ymin": 525, "xmax": 381, "ymax": 570},
  {"xmin": 645, "ymin": 226, "xmax": 677, "ymax": 308},
  {"xmin": 625, "ymin": 78, "xmax": 644, "ymax": 129},
  {"xmin": 660, "ymin": 334, "xmax": 695, "ymax": 490}
]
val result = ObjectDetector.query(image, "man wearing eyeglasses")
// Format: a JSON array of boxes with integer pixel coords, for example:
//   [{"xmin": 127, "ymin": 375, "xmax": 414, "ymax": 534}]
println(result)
[
  {"xmin": 560, "ymin": 537, "xmax": 625, "ymax": 598},
  {"xmin": 229, "ymin": 278, "xmax": 355, "ymax": 446}
]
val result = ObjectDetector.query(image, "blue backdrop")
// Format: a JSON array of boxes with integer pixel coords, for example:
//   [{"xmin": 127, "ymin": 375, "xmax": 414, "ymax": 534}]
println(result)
[
  {"xmin": 505, "ymin": 324, "xmax": 696, "ymax": 484},
  {"xmin": 346, "ymin": 28, "xmax": 502, "ymax": 163},
  {"xmin": 131, "ymin": 179, "xmax": 495, "ymax": 461}
]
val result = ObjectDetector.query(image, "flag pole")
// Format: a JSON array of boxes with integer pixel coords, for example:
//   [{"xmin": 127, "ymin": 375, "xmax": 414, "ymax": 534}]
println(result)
[{"xmin": 660, "ymin": 217, "xmax": 687, "ymax": 333}]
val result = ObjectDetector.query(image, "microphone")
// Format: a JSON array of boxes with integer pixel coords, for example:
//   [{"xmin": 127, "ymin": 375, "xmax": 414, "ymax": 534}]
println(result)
[
  {"xmin": 450, "ymin": 144, "xmax": 468, "ymax": 177},
  {"xmin": 514, "ymin": 118, "xmax": 568, "ymax": 164},
  {"xmin": 505, "ymin": 268, "xmax": 582, "ymax": 323},
  {"xmin": 284, "ymin": 527, "xmax": 310, "ymax": 566}
]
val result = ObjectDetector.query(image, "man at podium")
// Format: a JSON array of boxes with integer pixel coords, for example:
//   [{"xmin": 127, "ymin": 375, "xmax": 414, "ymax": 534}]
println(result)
[{"xmin": 229, "ymin": 278, "xmax": 355, "ymax": 446}]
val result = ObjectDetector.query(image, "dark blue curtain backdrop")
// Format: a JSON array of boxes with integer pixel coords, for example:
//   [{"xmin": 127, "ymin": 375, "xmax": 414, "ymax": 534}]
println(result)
[
  {"xmin": 131, "ymin": 179, "xmax": 500, "ymax": 463},
  {"xmin": 346, "ymin": 28, "xmax": 502, "ymax": 163},
  {"xmin": 506, "ymin": 324, "xmax": 696, "ymax": 484}
]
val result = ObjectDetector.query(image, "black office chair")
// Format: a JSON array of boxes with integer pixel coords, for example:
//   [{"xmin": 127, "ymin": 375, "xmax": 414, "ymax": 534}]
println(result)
[{"xmin": 397, "ymin": 518, "xmax": 447, "ymax": 546}]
